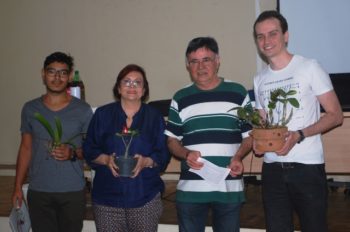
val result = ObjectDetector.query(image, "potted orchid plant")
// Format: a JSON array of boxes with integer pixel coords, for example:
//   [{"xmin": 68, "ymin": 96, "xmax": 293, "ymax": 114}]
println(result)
[
  {"xmin": 231, "ymin": 88, "xmax": 300, "ymax": 152},
  {"xmin": 34, "ymin": 112, "xmax": 80, "ymax": 154},
  {"xmin": 115, "ymin": 126, "xmax": 139, "ymax": 177}
]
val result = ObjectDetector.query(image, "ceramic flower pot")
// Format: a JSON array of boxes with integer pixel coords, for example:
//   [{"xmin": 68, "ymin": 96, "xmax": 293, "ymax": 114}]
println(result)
[
  {"xmin": 115, "ymin": 156, "xmax": 137, "ymax": 177},
  {"xmin": 251, "ymin": 127, "xmax": 288, "ymax": 152}
]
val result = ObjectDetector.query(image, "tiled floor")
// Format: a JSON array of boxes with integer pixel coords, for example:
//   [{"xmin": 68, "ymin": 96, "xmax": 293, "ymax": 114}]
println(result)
[{"xmin": 1, "ymin": 175, "xmax": 350, "ymax": 231}]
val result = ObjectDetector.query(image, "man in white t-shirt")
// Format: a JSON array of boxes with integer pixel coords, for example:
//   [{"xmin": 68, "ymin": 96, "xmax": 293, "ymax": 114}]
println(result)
[{"xmin": 253, "ymin": 11, "xmax": 343, "ymax": 232}]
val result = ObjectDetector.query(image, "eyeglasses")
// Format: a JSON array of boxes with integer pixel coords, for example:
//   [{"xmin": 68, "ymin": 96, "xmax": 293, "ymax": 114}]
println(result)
[
  {"xmin": 188, "ymin": 56, "xmax": 216, "ymax": 67},
  {"xmin": 121, "ymin": 79, "xmax": 143, "ymax": 88},
  {"xmin": 46, "ymin": 68, "xmax": 69, "ymax": 78}
]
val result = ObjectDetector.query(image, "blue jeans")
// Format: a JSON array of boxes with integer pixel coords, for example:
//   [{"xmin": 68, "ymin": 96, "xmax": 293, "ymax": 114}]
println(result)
[
  {"xmin": 176, "ymin": 201, "xmax": 241, "ymax": 232},
  {"xmin": 262, "ymin": 162, "xmax": 328, "ymax": 232}
]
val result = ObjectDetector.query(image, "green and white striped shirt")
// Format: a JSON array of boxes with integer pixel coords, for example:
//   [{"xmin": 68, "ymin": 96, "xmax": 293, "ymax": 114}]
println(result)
[{"xmin": 165, "ymin": 78, "xmax": 252, "ymax": 203}]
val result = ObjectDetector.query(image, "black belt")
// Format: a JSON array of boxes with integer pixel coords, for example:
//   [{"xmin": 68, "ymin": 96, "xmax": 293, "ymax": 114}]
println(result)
[{"xmin": 270, "ymin": 162, "xmax": 300, "ymax": 169}]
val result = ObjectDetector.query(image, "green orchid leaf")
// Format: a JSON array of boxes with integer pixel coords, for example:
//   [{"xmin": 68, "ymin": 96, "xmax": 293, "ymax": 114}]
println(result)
[
  {"xmin": 270, "ymin": 90, "xmax": 278, "ymax": 101},
  {"xmin": 34, "ymin": 112, "xmax": 55, "ymax": 140},
  {"xmin": 277, "ymin": 98, "xmax": 287, "ymax": 104},
  {"xmin": 268, "ymin": 101, "xmax": 276, "ymax": 110},
  {"xmin": 54, "ymin": 117, "xmax": 63, "ymax": 142},
  {"xmin": 251, "ymin": 113, "xmax": 262, "ymax": 126},
  {"xmin": 279, "ymin": 90, "xmax": 288, "ymax": 98},
  {"xmin": 66, "ymin": 133, "xmax": 82, "ymax": 143},
  {"xmin": 130, "ymin": 130, "xmax": 139, "ymax": 136},
  {"xmin": 63, "ymin": 133, "xmax": 83, "ymax": 151},
  {"xmin": 288, "ymin": 98, "xmax": 300, "ymax": 108},
  {"xmin": 237, "ymin": 108, "xmax": 247, "ymax": 120},
  {"xmin": 286, "ymin": 90, "xmax": 297, "ymax": 96}
]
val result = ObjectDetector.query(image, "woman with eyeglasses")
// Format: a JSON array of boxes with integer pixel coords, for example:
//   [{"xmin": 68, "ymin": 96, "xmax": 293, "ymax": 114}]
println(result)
[{"xmin": 83, "ymin": 64, "xmax": 170, "ymax": 232}]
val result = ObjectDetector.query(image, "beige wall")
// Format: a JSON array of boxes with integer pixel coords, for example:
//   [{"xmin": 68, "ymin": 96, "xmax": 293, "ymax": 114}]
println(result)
[{"xmin": 0, "ymin": 0, "xmax": 276, "ymax": 164}]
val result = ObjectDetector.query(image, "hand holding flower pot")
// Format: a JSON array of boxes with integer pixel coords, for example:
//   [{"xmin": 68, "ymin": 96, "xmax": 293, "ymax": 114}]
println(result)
[{"xmin": 115, "ymin": 126, "xmax": 139, "ymax": 177}]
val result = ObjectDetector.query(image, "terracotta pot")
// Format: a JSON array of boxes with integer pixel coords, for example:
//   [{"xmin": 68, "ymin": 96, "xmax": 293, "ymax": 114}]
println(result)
[
  {"xmin": 251, "ymin": 127, "xmax": 288, "ymax": 152},
  {"xmin": 115, "ymin": 156, "xmax": 137, "ymax": 177}
]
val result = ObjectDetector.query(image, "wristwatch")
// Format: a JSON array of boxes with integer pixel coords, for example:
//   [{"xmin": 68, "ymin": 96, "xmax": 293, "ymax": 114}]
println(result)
[
  {"xmin": 297, "ymin": 130, "xmax": 305, "ymax": 144},
  {"xmin": 70, "ymin": 149, "xmax": 78, "ymax": 161}
]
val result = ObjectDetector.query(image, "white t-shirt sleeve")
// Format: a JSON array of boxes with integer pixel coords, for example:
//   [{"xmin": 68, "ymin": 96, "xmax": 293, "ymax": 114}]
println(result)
[{"xmin": 305, "ymin": 59, "xmax": 333, "ymax": 96}]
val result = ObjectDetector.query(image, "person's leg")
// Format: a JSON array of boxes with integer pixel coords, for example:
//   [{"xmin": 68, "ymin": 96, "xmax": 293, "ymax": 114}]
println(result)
[
  {"xmin": 27, "ymin": 189, "xmax": 59, "ymax": 232},
  {"xmin": 289, "ymin": 164, "xmax": 328, "ymax": 232},
  {"xmin": 56, "ymin": 190, "xmax": 86, "ymax": 232},
  {"xmin": 126, "ymin": 193, "xmax": 163, "ymax": 232},
  {"xmin": 211, "ymin": 201, "xmax": 242, "ymax": 232},
  {"xmin": 93, "ymin": 203, "xmax": 127, "ymax": 232},
  {"xmin": 262, "ymin": 163, "xmax": 294, "ymax": 232},
  {"xmin": 176, "ymin": 201, "xmax": 209, "ymax": 232}
]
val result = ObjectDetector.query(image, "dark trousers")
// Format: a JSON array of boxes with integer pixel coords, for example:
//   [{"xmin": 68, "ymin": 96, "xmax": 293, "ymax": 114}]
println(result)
[
  {"xmin": 176, "ymin": 201, "xmax": 242, "ymax": 232},
  {"xmin": 27, "ymin": 189, "xmax": 86, "ymax": 232},
  {"xmin": 262, "ymin": 162, "xmax": 328, "ymax": 232}
]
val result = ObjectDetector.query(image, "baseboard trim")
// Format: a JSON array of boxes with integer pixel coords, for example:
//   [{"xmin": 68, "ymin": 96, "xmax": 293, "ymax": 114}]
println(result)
[{"xmin": 0, "ymin": 217, "xmax": 267, "ymax": 232}]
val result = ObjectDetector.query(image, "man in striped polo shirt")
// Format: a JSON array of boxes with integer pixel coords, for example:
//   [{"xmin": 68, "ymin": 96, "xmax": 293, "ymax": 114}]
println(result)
[{"xmin": 165, "ymin": 37, "xmax": 253, "ymax": 232}]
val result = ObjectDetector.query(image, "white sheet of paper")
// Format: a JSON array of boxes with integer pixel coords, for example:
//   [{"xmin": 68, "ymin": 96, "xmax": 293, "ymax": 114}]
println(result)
[{"xmin": 189, "ymin": 157, "xmax": 230, "ymax": 184}]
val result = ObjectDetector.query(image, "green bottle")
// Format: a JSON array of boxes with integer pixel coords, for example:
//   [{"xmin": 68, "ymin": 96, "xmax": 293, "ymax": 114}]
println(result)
[{"xmin": 68, "ymin": 70, "xmax": 85, "ymax": 101}]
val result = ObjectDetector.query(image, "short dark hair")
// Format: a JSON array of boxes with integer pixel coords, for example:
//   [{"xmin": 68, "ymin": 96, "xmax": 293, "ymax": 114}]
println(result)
[
  {"xmin": 43, "ymin": 52, "xmax": 74, "ymax": 72},
  {"xmin": 253, "ymin": 10, "xmax": 288, "ymax": 38},
  {"xmin": 113, "ymin": 64, "xmax": 149, "ymax": 102},
  {"xmin": 185, "ymin": 37, "xmax": 219, "ymax": 57}
]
